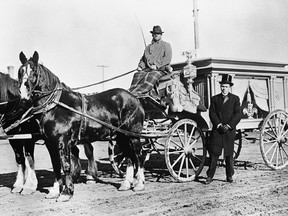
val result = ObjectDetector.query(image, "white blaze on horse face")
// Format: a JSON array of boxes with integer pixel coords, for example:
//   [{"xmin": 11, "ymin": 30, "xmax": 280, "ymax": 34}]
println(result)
[{"xmin": 19, "ymin": 66, "xmax": 30, "ymax": 99}]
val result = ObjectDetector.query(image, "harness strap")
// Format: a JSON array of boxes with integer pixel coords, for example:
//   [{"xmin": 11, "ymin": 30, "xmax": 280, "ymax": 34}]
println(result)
[
  {"xmin": 33, "ymin": 83, "xmax": 63, "ymax": 114},
  {"xmin": 53, "ymin": 100, "xmax": 145, "ymax": 138},
  {"xmin": 0, "ymin": 101, "xmax": 8, "ymax": 105},
  {"xmin": 78, "ymin": 94, "xmax": 87, "ymax": 140},
  {"xmin": 3, "ymin": 107, "xmax": 34, "ymax": 133}
]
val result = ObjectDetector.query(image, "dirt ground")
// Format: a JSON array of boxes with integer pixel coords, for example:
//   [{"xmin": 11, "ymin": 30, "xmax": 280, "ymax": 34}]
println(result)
[{"xmin": 0, "ymin": 137, "xmax": 288, "ymax": 216}]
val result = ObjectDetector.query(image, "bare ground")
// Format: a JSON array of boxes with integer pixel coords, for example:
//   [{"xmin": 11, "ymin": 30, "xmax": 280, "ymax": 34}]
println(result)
[{"xmin": 0, "ymin": 138, "xmax": 288, "ymax": 216}]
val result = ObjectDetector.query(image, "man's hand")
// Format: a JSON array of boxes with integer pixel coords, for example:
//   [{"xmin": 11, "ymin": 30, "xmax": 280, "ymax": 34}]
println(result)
[
  {"xmin": 223, "ymin": 124, "xmax": 230, "ymax": 133},
  {"xmin": 217, "ymin": 124, "xmax": 225, "ymax": 134},
  {"xmin": 137, "ymin": 67, "xmax": 142, "ymax": 71}
]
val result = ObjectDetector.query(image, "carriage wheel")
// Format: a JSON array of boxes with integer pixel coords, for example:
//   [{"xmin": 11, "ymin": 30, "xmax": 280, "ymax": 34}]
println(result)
[
  {"xmin": 233, "ymin": 130, "xmax": 242, "ymax": 160},
  {"xmin": 108, "ymin": 139, "xmax": 152, "ymax": 177},
  {"xmin": 260, "ymin": 109, "xmax": 288, "ymax": 169},
  {"xmin": 108, "ymin": 140, "xmax": 126, "ymax": 177},
  {"xmin": 165, "ymin": 119, "xmax": 206, "ymax": 182}
]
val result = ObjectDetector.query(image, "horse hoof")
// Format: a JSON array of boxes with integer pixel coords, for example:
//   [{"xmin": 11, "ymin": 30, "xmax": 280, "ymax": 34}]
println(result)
[
  {"xmin": 56, "ymin": 194, "xmax": 72, "ymax": 202},
  {"xmin": 86, "ymin": 179, "xmax": 96, "ymax": 185},
  {"xmin": 86, "ymin": 175, "xmax": 97, "ymax": 184},
  {"xmin": 118, "ymin": 181, "xmax": 132, "ymax": 191},
  {"xmin": 45, "ymin": 191, "xmax": 59, "ymax": 199},
  {"xmin": 11, "ymin": 187, "xmax": 22, "ymax": 193},
  {"xmin": 133, "ymin": 182, "xmax": 145, "ymax": 192},
  {"xmin": 21, "ymin": 188, "xmax": 35, "ymax": 195}
]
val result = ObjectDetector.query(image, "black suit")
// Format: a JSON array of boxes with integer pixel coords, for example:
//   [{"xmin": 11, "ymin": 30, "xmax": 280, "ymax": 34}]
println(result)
[{"xmin": 207, "ymin": 92, "xmax": 241, "ymax": 179}]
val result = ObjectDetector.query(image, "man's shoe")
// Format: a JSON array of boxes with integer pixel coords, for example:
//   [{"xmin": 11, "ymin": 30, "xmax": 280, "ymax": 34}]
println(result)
[
  {"xmin": 227, "ymin": 176, "xmax": 233, "ymax": 183},
  {"xmin": 205, "ymin": 177, "xmax": 213, "ymax": 184}
]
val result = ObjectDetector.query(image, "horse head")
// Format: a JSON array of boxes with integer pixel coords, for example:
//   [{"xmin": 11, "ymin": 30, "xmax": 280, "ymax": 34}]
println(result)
[{"xmin": 18, "ymin": 51, "xmax": 60, "ymax": 101}]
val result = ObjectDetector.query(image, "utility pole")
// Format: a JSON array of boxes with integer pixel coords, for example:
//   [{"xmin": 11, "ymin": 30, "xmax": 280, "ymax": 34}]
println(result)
[
  {"xmin": 193, "ymin": 0, "xmax": 199, "ymax": 58},
  {"xmin": 97, "ymin": 65, "xmax": 109, "ymax": 91}
]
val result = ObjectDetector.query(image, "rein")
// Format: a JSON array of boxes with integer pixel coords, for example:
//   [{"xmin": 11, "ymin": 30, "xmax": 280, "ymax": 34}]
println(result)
[{"xmin": 71, "ymin": 69, "xmax": 137, "ymax": 90}]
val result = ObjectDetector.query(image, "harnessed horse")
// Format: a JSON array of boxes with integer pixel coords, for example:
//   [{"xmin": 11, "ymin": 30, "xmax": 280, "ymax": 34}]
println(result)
[
  {"xmin": 0, "ymin": 72, "xmax": 40, "ymax": 195},
  {"xmin": 18, "ymin": 51, "xmax": 145, "ymax": 202}
]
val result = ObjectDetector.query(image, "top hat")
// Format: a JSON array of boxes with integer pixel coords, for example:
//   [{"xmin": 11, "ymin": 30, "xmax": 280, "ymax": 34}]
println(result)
[
  {"xmin": 150, "ymin": 25, "xmax": 164, "ymax": 34},
  {"xmin": 219, "ymin": 74, "xmax": 234, "ymax": 86}
]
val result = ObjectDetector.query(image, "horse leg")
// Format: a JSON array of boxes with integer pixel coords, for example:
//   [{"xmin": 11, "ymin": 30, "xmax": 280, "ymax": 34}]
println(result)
[
  {"xmin": 70, "ymin": 145, "xmax": 82, "ymax": 183},
  {"xmin": 21, "ymin": 139, "xmax": 38, "ymax": 195},
  {"xmin": 131, "ymin": 138, "xmax": 145, "ymax": 192},
  {"xmin": 57, "ymin": 136, "xmax": 74, "ymax": 202},
  {"xmin": 10, "ymin": 140, "xmax": 25, "ymax": 193},
  {"xmin": 83, "ymin": 142, "xmax": 98, "ymax": 183},
  {"xmin": 45, "ymin": 140, "xmax": 63, "ymax": 199},
  {"xmin": 117, "ymin": 135, "xmax": 134, "ymax": 191}
]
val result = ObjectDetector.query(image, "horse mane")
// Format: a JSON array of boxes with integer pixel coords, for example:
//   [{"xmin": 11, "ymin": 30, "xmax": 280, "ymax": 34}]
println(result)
[
  {"xmin": 0, "ymin": 71, "xmax": 19, "ymax": 102},
  {"xmin": 39, "ymin": 64, "xmax": 71, "ymax": 91}
]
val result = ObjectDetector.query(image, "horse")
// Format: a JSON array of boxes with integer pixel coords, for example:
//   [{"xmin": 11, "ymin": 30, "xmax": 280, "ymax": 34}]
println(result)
[
  {"xmin": 0, "ymin": 71, "xmax": 40, "ymax": 195},
  {"xmin": 18, "ymin": 51, "xmax": 145, "ymax": 202},
  {"xmin": 0, "ymin": 71, "xmax": 96, "ymax": 198}
]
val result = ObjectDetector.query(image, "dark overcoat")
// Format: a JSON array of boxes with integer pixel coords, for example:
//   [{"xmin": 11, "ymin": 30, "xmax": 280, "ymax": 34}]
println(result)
[{"xmin": 209, "ymin": 92, "xmax": 242, "ymax": 156}]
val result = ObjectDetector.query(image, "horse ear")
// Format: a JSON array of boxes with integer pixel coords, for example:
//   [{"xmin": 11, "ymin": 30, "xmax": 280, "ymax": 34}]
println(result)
[
  {"xmin": 32, "ymin": 51, "xmax": 39, "ymax": 64},
  {"xmin": 19, "ymin": 51, "xmax": 27, "ymax": 64}
]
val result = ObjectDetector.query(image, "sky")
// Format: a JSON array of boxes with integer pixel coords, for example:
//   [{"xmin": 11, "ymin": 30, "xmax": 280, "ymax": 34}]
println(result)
[{"xmin": 1, "ymin": 0, "xmax": 288, "ymax": 93}]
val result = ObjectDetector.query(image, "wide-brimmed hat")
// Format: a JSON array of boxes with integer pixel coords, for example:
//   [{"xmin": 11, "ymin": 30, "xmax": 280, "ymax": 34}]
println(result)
[
  {"xmin": 219, "ymin": 74, "xmax": 234, "ymax": 86},
  {"xmin": 150, "ymin": 25, "xmax": 164, "ymax": 34}
]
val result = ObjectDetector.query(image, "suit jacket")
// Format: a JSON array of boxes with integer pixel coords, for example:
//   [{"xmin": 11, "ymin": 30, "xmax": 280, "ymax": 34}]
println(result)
[{"xmin": 208, "ymin": 92, "xmax": 242, "ymax": 156}]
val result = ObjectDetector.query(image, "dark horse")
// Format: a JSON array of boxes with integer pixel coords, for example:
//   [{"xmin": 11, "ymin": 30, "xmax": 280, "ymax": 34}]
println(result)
[
  {"xmin": 0, "ymin": 71, "xmax": 40, "ymax": 194},
  {"xmin": 18, "ymin": 51, "xmax": 145, "ymax": 202}
]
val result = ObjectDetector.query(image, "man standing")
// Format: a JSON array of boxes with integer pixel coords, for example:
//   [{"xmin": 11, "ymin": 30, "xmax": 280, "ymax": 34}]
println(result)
[
  {"xmin": 206, "ymin": 74, "xmax": 242, "ymax": 184},
  {"xmin": 129, "ymin": 25, "xmax": 172, "ymax": 100}
]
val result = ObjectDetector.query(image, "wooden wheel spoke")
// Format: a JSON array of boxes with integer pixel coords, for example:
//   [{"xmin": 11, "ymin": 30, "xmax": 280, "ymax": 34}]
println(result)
[
  {"xmin": 176, "ymin": 129, "xmax": 185, "ymax": 147},
  {"xmin": 168, "ymin": 149, "xmax": 184, "ymax": 155},
  {"xmin": 189, "ymin": 158, "xmax": 197, "ymax": 171},
  {"xmin": 117, "ymin": 157, "xmax": 126, "ymax": 167},
  {"xmin": 187, "ymin": 125, "xmax": 196, "ymax": 145},
  {"xmin": 280, "ymin": 145, "xmax": 288, "ymax": 158},
  {"xmin": 281, "ymin": 128, "xmax": 288, "ymax": 137},
  {"xmin": 276, "ymin": 146, "xmax": 279, "ymax": 167},
  {"xmin": 279, "ymin": 115, "xmax": 288, "ymax": 134},
  {"xmin": 193, "ymin": 154, "xmax": 203, "ymax": 162},
  {"xmin": 185, "ymin": 157, "xmax": 189, "ymax": 177},
  {"xmin": 268, "ymin": 143, "xmax": 278, "ymax": 164},
  {"xmin": 264, "ymin": 141, "xmax": 278, "ymax": 156},
  {"xmin": 177, "ymin": 154, "xmax": 186, "ymax": 177},
  {"xmin": 170, "ymin": 139, "xmax": 184, "ymax": 150},
  {"xmin": 171, "ymin": 152, "xmax": 185, "ymax": 168},
  {"xmin": 267, "ymin": 120, "xmax": 278, "ymax": 137},
  {"xmin": 264, "ymin": 129, "xmax": 277, "ymax": 140},
  {"xmin": 263, "ymin": 138, "xmax": 277, "ymax": 144},
  {"xmin": 279, "ymin": 148, "xmax": 285, "ymax": 165}
]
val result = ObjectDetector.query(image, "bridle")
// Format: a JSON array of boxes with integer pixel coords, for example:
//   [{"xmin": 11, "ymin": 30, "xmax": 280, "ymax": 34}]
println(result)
[{"xmin": 20, "ymin": 61, "xmax": 41, "ymax": 98}]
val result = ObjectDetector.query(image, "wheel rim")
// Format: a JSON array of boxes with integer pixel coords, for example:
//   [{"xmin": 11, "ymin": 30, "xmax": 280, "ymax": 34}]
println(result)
[
  {"xmin": 260, "ymin": 109, "xmax": 288, "ymax": 169},
  {"xmin": 233, "ymin": 130, "xmax": 242, "ymax": 160},
  {"xmin": 165, "ymin": 119, "xmax": 206, "ymax": 182}
]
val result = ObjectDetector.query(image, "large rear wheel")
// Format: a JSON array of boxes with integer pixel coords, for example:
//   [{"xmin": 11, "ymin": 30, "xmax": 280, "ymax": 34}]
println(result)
[
  {"xmin": 165, "ymin": 119, "xmax": 206, "ymax": 182},
  {"xmin": 260, "ymin": 109, "xmax": 288, "ymax": 169}
]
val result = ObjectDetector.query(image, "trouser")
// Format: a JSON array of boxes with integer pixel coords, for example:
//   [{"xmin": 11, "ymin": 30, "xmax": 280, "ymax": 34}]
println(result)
[{"xmin": 206, "ymin": 155, "xmax": 234, "ymax": 178}]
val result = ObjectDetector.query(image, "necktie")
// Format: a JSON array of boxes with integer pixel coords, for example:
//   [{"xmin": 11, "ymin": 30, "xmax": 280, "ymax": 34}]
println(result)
[{"xmin": 223, "ymin": 95, "xmax": 228, "ymax": 104}]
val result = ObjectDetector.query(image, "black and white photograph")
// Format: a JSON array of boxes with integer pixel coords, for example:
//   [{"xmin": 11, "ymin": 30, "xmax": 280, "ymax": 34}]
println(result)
[{"xmin": 1, "ymin": 0, "xmax": 288, "ymax": 215}]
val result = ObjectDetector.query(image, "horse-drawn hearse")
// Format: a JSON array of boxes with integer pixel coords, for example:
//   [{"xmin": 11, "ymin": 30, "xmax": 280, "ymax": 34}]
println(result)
[
  {"xmin": 109, "ymin": 53, "xmax": 288, "ymax": 182},
  {"xmin": 1, "ymin": 51, "xmax": 288, "ymax": 201}
]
